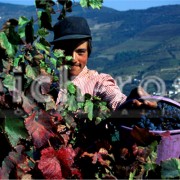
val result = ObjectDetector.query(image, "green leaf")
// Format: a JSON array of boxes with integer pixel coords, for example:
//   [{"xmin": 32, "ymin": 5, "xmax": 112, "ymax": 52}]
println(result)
[
  {"xmin": 18, "ymin": 16, "xmax": 29, "ymax": 27},
  {"xmin": 65, "ymin": 56, "xmax": 73, "ymax": 61},
  {"xmin": 18, "ymin": 16, "xmax": 29, "ymax": 38},
  {"xmin": 95, "ymin": 117, "xmax": 102, "ymax": 125},
  {"xmin": 84, "ymin": 99, "xmax": 94, "ymax": 120},
  {"xmin": 129, "ymin": 170, "xmax": 136, "ymax": 180},
  {"xmin": 37, "ymin": 28, "xmax": 49, "ymax": 37},
  {"xmin": 161, "ymin": 158, "xmax": 180, "ymax": 179},
  {"xmin": 5, "ymin": 110, "xmax": 29, "ymax": 147},
  {"xmin": 53, "ymin": 75, "xmax": 59, "ymax": 82},
  {"xmin": 0, "ymin": 32, "xmax": 15, "ymax": 57},
  {"xmin": 35, "ymin": 37, "xmax": 50, "ymax": 55},
  {"xmin": 53, "ymin": 49, "xmax": 65, "ymax": 58},
  {"xmin": 77, "ymin": 102, "xmax": 84, "ymax": 109},
  {"xmin": 49, "ymin": 57, "xmax": 57, "ymax": 68},
  {"xmin": 3, "ymin": 74, "xmax": 16, "ymax": 91},
  {"xmin": 26, "ymin": 65, "xmax": 38, "ymax": 80},
  {"xmin": 40, "ymin": 11, "xmax": 52, "ymax": 30},
  {"xmin": 13, "ymin": 55, "xmax": 23, "ymax": 67},
  {"xmin": 25, "ymin": 20, "xmax": 34, "ymax": 44},
  {"xmin": 40, "ymin": 60, "xmax": 47, "ymax": 69},
  {"xmin": 67, "ymin": 94, "xmax": 77, "ymax": 112},
  {"xmin": 67, "ymin": 83, "xmax": 76, "ymax": 94},
  {"xmin": 144, "ymin": 162, "xmax": 157, "ymax": 177},
  {"xmin": 80, "ymin": 0, "xmax": 103, "ymax": 9},
  {"xmin": 46, "ymin": 67, "xmax": 51, "ymax": 74},
  {"xmin": 18, "ymin": 26, "xmax": 26, "ymax": 38},
  {"xmin": 80, "ymin": 0, "xmax": 88, "ymax": 7}
]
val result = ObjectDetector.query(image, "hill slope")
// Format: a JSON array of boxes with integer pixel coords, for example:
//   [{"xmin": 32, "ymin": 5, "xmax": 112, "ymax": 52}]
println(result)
[{"xmin": 0, "ymin": 3, "xmax": 179, "ymax": 95}]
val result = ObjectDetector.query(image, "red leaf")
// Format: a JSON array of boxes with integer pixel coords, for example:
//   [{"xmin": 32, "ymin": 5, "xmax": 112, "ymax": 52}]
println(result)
[
  {"xmin": 60, "ymin": 133, "xmax": 70, "ymax": 146},
  {"xmin": 0, "ymin": 157, "xmax": 14, "ymax": 179},
  {"xmin": 131, "ymin": 126, "xmax": 161, "ymax": 145},
  {"xmin": 160, "ymin": 131, "xmax": 171, "ymax": 137},
  {"xmin": 38, "ymin": 147, "xmax": 62, "ymax": 179},
  {"xmin": 0, "ymin": 93, "xmax": 14, "ymax": 108},
  {"xmin": 0, "ymin": 145, "xmax": 31, "ymax": 179},
  {"xmin": 57, "ymin": 146, "xmax": 76, "ymax": 178},
  {"xmin": 24, "ymin": 110, "xmax": 54, "ymax": 148},
  {"xmin": 71, "ymin": 168, "xmax": 82, "ymax": 179},
  {"xmin": 49, "ymin": 110, "xmax": 63, "ymax": 122}
]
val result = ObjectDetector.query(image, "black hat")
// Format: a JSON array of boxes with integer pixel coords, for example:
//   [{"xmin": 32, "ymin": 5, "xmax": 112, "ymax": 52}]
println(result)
[{"xmin": 51, "ymin": 16, "xmax": 92, "ymax": 44}]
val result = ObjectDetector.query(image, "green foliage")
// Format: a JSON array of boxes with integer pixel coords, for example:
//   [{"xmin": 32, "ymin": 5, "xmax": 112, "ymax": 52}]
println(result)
[
  {"xmin": 3, "ymin": 75, "xmax": 15, "ymax": 91},
  {"xmin": 4, "ymin": 110, "xmax": 29, "ymax": 147},
  {"xmin": 80, "ymin": 0, "xmax": 103, "ymax": 9},
  {"xmin": 161, "ymin": 158, "xmax": 180, "ymax": 179},
  {"xmin": 0, "ymin": 32, "xmax": 15, "ymax": 57}
]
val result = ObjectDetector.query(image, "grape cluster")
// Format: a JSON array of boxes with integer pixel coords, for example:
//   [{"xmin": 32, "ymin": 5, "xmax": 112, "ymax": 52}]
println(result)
[
  {"xmin": 132, "ymin": 101, "xmax": 180, "ymax": 131},
  {"xmin": 119, "ymin": 101, "xmax": 180, "ymax": 131}
]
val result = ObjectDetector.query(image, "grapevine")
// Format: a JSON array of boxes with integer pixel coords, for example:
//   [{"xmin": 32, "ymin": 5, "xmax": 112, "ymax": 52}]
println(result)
[{"xmin": 0, "ymin": 0, "xmax": 180, "ymax": 179}]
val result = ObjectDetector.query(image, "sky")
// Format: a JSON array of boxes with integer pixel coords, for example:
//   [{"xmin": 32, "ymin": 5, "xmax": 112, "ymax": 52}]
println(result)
[{"xmin": 0, "ymin": 0, "xmax": 179, "ymax": 11}]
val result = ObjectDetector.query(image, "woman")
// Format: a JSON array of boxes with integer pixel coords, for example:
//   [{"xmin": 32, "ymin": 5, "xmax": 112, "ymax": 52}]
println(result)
[{"xmin": 51, "ymin": 16, "xmax": 157, "ymax": 111}]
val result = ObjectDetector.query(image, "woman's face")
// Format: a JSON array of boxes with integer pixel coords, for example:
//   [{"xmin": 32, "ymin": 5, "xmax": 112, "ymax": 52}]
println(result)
[{"xmin": 66, "ymin": 41, "xmax": 89, "ymax": 76}]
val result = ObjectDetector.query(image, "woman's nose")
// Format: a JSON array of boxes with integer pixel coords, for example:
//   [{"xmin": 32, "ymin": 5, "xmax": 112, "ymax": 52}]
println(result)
[{"xmin": 72, "ymin": 52, "xmax": 77, "ymax": 62}]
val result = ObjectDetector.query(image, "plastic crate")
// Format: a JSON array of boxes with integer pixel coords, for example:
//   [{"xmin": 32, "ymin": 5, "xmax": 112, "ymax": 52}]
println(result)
[{"xmin": 118, "ymin": 96, "xmax": 180, "ymax": 164}]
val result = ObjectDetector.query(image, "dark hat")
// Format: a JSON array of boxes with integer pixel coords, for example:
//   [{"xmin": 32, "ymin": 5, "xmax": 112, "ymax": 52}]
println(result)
[{"xmin": 51, "ymin": 16, "xmax": 92, "ymax": 44}]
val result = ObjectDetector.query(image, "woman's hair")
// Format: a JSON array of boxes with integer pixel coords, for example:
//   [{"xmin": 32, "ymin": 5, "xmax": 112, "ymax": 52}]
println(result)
[{"xmin": 52, "ymin": 38, "xmax": 92, "ymax": 57}]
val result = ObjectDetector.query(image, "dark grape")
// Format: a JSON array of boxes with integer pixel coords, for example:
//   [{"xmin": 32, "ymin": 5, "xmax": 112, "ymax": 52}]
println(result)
[{"xmin": 121, "ymin": 101, "xmax": 180, "ymax": 131}]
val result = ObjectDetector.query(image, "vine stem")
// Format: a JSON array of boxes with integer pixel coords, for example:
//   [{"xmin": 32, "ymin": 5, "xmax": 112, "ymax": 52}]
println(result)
[
  {"xmin": 28, "ymin": 156, "xmax": 36, "ymax": 164},
  {"xmin": 48, "ymin": 139, "xmax": 52, "ymax": 147}
]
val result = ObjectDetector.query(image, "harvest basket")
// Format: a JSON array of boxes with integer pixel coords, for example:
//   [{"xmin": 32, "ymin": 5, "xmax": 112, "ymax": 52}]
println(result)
[{"xmin": 118, "ymin": 96, "xmax": 180, "ymax": 164}]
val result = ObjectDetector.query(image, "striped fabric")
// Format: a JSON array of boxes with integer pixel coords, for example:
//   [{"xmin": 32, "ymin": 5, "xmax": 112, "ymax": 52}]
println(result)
[{"xmin": 57, "ymin": 66, "xmax": 127, "ymax": 111}]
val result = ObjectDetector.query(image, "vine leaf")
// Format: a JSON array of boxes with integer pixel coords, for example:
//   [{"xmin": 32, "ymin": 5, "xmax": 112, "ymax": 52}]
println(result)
[
  {"xmin": 38, "ymin": 146, "xmax": 81, "ymax": 179},
  {"xmin": 35, "ymin": 37, "xmax": 51, "ymax": 55},
  {"xmin": 161, "ymin": 158, "xmax": 180, "ymax": 179},
  {"xmin": 67, "ymin": 82, "xmax": 76, "ymax": 94},
  {"xmin": 57, "ymin": 146, "xmax": 82, "ymax": 178},
  {"xmin": 18, "ymin": 16, "xmax": 29, "ymax": 38},
  {"xmin": 3, "ymin": 74, "xmax": 16, "ymax": 91},
  {"xmin": 56, "ymin": 146, "xmax": 76, "ymax": 177},
  {"xmin": 25, "ymin": 20, "xmax": 34, "ymax": 44},
  {"xmin": 131, "ymin": 126, "xmax": 161, "ymax": 146},
  {"xmin": 24, "ymin": 110, "xmax": 55, "ymax": 148},
  {"xmin": 0, "ymin": 32, "xmax": 15, "ymax": 57},
  {"xmin": 1, "ymin": 18, "xmax": 22, "ymax": 46},
  {"xmin": 67, "ymin": 94, "xmax": 77, "ymax": 111},
  {"xmin": 84, "ymin": 99, "xmax": 94, "ymax": 120},
  {"xmin": 39, "ymin": 11, "xmax": 53, "ymax": 30},
  {"xmin": 4, "ymin": 109, "xmax": 29, "ymax": 147},
  {"xmin": 35, "ymin": 0, "xmax": 55, "ymax": 10},
  {"xmin": 25, "ymin": 65, "xmax": 38, "ymax": 80},
  {"xmin": 38, "ymin": 147, "xmax": 63, "ymax": 179},
  {"xmin": 0, "ymin": 145, "xmax": 31, "ymax": 179},
  {"xmin": 80, "ymin": 0, "xmax": 103, "ymax": 9}
]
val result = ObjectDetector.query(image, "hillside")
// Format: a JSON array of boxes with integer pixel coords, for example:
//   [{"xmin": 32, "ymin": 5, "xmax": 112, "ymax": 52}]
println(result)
[{"xmin": 0, "ymin": 3, "xmax": 179, "ymax": 95}]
